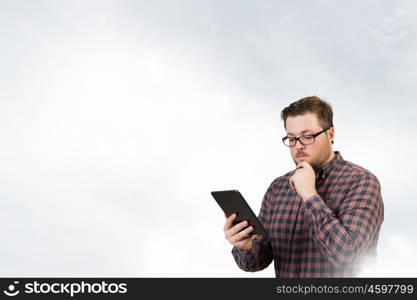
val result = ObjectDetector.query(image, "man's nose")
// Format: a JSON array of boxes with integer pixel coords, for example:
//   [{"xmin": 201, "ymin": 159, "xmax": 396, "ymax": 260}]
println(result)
[{"xmin": 295, "ymin": 140, "xmax": 305, "ymax": 150}]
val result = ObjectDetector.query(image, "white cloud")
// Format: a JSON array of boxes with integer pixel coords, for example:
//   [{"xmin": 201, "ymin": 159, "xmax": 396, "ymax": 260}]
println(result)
[{"xmin": 360, "ymin": 234, "xmax": 417, "ymax": 277}]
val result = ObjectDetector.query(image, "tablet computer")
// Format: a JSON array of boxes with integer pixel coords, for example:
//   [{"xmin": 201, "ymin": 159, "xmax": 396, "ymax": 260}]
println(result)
[{"xmin": 211, "ymin": 190, "xmax": 268, "ymax": 236}]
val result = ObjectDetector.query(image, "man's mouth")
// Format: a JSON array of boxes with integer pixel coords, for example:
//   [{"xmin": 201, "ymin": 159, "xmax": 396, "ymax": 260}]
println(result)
[{"xmin": 297, "ymin": 153, "xmax": 308, "ymax": 157}]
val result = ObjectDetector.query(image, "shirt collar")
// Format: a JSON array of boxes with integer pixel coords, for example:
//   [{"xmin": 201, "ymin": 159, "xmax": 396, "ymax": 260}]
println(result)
[{"xmin": 316, "ymin": 151, "xmax": 343, "ymax": 180}]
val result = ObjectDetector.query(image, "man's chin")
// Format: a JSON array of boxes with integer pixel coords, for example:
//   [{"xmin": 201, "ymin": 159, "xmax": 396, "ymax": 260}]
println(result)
[
  {"xmin": 293, "ymin": 157, "xmax": 308, "ymax": 166},
  {"xmin": 293, "ymin": 156, "xmax": 324, "ymax": 172}
]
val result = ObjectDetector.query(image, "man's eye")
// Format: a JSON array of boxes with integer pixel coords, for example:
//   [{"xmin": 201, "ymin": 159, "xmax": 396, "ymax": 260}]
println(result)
[
  {"xmin": 288, "ymin": 137, "xmax": 296, "ymax": 142},
  {"xmin": 301, "ymin": 135, "xmax": 314, "ymax": 141}
]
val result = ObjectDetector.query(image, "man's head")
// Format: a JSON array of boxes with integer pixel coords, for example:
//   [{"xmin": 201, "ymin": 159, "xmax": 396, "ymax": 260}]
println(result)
[{"xmin": 281, "ymin": 96, "xmax": 335, "ymax": 171}]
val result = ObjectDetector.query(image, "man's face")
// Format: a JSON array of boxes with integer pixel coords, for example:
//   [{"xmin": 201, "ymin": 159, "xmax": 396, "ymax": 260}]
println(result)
[{"xmin": 285, "ymin": 113, "xmax": 334, "ymax": 171}]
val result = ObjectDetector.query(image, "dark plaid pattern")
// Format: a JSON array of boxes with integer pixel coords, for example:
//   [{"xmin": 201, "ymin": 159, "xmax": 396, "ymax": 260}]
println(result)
[{"xmin": 232, "ymin": 151, "xmax": 384, "ymax": 277}]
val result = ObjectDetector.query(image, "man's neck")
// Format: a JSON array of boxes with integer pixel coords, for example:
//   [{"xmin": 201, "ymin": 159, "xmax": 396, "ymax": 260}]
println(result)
[{"xmin": 323, "ymin": 150, "xmax": 335, "ymax": 167}]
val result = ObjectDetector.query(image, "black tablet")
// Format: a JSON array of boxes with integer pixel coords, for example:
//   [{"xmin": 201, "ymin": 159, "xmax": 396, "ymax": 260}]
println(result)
[{"xmin": 211, "ymin": 190, "xmax": 268, "ymax": 236}]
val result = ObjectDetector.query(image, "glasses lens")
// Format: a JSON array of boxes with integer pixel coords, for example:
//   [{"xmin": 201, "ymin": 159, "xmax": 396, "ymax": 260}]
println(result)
[
  {"xmin": 284, "ymin": 137, "xmax": 295, "ymax": 146},
  {"xmin": 300, "ymin": 136, "xmax": 314, "ymax": 145}
]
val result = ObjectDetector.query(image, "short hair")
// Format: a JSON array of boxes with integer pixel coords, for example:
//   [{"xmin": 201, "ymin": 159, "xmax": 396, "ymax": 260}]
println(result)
[{"xmin": 280, "ymin": 96, "xmax": 334, "ymax": 130}]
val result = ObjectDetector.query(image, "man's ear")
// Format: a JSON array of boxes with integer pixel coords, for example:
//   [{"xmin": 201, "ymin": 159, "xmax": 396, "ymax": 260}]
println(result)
[{"xmin": 329, "ymin": 127, "xmax": 335, "ymax": 144}]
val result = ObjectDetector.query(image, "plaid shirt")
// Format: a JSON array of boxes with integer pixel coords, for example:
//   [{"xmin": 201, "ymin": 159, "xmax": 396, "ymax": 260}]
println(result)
[{"xmin": 232, "ymin": 151, "xmax": 384, "ymax": 277}]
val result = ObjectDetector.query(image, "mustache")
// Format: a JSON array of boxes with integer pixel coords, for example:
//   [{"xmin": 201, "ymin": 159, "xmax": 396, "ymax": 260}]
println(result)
[{"xmin": 296, "ymin": 152, "xmax": 308, "ymax": 156}]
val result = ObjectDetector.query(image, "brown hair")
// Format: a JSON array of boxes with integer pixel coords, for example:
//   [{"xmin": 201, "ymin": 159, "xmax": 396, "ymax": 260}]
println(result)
[{"xmin": 280, "ymin": 96, "xmax": 334, "ymax": 130}]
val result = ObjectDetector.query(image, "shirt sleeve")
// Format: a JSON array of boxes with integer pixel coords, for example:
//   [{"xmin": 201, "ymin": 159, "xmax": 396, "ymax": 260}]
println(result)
[
  {"xmin": 231, "ymin": 183, "xmax": 274, "ymax": 272},
  {"xmin": 303, "ymin": 172, "xmax": 384, "ymax": 268}
]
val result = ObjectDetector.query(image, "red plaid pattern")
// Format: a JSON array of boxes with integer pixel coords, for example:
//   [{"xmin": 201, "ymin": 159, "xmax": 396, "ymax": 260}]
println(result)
[{"xmin": 232, "ymin": 151, "xmax": 384, "ymax": 277}]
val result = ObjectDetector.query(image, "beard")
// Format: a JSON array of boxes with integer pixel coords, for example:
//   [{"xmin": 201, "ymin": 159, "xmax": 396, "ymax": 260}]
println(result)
[
  {"xmin": 293, "ymin": 147, "xmax": 333, "ymax": 172},
  {"xmin": 309, "ymin": 158, "xmax": 326, "ymax": 172}
]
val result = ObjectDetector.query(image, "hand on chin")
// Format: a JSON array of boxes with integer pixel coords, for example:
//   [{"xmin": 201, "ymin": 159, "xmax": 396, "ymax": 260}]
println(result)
[{"xmin": 296, "ymin": 156, "xmax": 308, "ymax": 162}]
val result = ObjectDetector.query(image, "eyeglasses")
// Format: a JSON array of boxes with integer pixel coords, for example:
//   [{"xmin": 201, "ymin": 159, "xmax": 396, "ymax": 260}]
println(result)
[{"xmin": 282, "ymin": 128, "xmax": 330, "ymax": 147}]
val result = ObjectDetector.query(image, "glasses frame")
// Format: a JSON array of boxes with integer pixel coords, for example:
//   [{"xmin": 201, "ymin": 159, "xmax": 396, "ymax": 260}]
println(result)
[{"xmin": 282, "ymin": 127, "xmax": 331, "ymax": 147}]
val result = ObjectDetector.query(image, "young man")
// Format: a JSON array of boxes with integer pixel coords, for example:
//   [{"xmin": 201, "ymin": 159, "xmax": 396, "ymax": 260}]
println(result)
[{"xmin": 224, "ymin": 96, "xmax": 384, "ymax": 277}]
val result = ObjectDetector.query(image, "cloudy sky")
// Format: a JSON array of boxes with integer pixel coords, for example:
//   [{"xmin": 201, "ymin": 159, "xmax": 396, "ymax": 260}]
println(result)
[{"xmin": 0, "ymin": 0, "xmax": 416, "ymax": 277}]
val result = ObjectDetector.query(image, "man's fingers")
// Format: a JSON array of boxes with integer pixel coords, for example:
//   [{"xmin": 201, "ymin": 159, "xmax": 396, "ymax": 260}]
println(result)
[
  {"xmin": 226, "ymin": 220, "xmax": 248, "ymax": 238},
  {"xmin": 230, "ymin": 226, "xmax": 254, "ymax": 243},
  {"xmin": 295, "ymin": 161, "xmax": 307, "ymax": 172},
  {"xmin": 235, "ymin": 234, "xmax": 258, "ymax": 248},
  {"xmin": 225, "ymin": 220, "xmax": 249, "ymax": 242},
  {"xmin": 223, "ymin": 213, "xmax": 237, "ymax": 231}
]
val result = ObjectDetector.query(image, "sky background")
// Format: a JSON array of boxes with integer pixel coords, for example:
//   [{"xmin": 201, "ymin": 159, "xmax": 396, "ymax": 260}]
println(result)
[{"xmin": 0, "ymin": 0, "xmax": 416, "ymax": 277}]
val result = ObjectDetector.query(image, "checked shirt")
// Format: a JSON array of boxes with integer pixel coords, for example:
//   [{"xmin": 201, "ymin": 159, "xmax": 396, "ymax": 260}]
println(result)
[{"xmin": 232, "ymin": 151, "xmax": 384, "ymax": 277}]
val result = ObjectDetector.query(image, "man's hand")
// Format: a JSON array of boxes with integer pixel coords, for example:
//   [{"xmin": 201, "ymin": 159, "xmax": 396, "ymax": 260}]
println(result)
[
  {"xmin": 224, "ymin": 213, "xmax": 258, "ymax": 251},
  {"xmin": 289, "ymin": 160, "xmax": 318, "ymax": 202}
]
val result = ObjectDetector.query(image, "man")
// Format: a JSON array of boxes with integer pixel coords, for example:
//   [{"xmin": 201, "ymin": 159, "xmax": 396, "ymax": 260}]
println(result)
[{"xmin": 224, "ymin": 96, "xmax": 384, "ymax": 277}]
